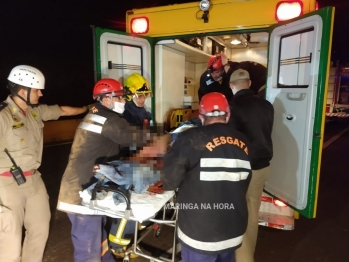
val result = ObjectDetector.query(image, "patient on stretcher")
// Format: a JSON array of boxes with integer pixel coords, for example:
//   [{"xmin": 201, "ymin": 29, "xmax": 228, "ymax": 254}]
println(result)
[{"xmin": 84, "ymin": 159, "xmax": 164, "ymax": 205}]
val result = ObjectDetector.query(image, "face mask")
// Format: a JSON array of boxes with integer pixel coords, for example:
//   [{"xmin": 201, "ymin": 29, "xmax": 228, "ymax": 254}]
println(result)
[{"xmin": 113, "ymin": 101, "xmax": 125, "ymax": 114}]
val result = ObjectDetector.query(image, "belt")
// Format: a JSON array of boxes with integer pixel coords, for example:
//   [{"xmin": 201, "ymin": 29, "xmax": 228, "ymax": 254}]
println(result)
[{"xmin": 0, "ymin": 169, "xmax": 37, "ymax": 177}]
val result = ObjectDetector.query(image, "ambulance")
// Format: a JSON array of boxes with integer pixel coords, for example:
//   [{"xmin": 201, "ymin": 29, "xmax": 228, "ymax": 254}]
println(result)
[
  {"xmin": 91, "ymin": 0, "xmax": 334, "ymax": 229},
  {"xmin": 326, "ymin": 64, "xmax": 349, "ymax": 119}
]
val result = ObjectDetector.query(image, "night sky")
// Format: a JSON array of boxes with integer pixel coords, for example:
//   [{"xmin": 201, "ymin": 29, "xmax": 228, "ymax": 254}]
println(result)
[{"xmin": 0, "ymin": 0, "xmax": 348, "ymax": 106}]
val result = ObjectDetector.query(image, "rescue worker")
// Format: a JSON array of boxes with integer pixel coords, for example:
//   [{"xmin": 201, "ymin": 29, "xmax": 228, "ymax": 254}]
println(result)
[
  {"xmin": 227, "ymin": 61, "xmax": 267, "ymax": 98},
  {"xmin": 228, "ymin": 69, "xmax": 274, "ymax": 262},
  {"xmin": 198, "ymin": 53, "xmax": 233, "ymax": 102},
  {"xmin": 123, "ymin": 73, "xmax": 152, "ymax": 128},
  {"xmin": 0, "ymin": 65, "xmax": 88, "ymax": 262},
  {"xmin": 57, "ymin": 78, "xmax": 166, "ymax": 262},
  {"xmin": 108, "ymin": 73, "xmax": 153, "ymax": 258},
  {"xmin": 198, "ymin": 53, "xmax": 267, "ymax": 101},
  {"xmin": 163, "ymin": 92, "xmax": 252, "ymax": 262}
]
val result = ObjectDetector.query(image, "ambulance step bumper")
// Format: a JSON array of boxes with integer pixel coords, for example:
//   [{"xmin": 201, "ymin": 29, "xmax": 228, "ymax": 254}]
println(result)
[{"xmin": 259, "ymin": 212, "xmax": 294, "ymax": 230}]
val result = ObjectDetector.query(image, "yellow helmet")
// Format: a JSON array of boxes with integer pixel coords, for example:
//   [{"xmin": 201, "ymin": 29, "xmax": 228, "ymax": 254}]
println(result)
[{"xmin": 124, "ymin": 73, "xmax": 152, "ymax": 101}]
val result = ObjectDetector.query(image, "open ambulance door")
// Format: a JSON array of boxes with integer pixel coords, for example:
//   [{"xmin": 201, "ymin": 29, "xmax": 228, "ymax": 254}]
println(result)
[
  {"xmin": 92, "ymin": 27, "xmax": 155, "ymax": 117},
  {"xmin": 265, "ymin": 7, "xmax": 334, "ymax": 219}
]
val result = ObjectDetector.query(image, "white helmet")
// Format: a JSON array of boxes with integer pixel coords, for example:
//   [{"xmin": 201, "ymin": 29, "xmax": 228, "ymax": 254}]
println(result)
[{"xmin": 7, "ymin": 65, "xmax": 45, "ymax": 89}]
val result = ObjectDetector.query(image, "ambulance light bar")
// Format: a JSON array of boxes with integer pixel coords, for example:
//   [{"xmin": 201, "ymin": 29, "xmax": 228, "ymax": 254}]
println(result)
[
  {"xmin": 275, "ymin": 1, "xmax": 303, "ymax": 22},
  {"xmin": 130, "ymin": 17, "xmax": 149, "ymax": 34}
]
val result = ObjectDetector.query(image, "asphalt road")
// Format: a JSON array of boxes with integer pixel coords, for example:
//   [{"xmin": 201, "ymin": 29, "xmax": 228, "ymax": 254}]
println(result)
[{"xmin": 40, "ymin": 119, "xmax": 349, "ymax": 262}]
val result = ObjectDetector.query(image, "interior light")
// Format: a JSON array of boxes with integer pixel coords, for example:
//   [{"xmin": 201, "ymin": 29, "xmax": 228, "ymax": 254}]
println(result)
[
  {"xmin": 275, "ymin": 1, "xmax": 303, "ymax": 22},
  {"xmin": 130, "ymin": 17, "xmax": 149, "ymax": 34},
  {"xmin": 273, "ymin": 199, "xmax": 287, "ymax": 207},
  {"xmin": 230, "ymin": 39, "xmax": 241, "ymax": 45}
]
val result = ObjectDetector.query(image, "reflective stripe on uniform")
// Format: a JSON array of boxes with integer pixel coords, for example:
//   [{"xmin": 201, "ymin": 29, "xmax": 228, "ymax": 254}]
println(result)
[
  {"xmin": 200, "ymin": 158, "xmax": 251, "ymax": 169},
  {"xmin": 177, "ymin": 226, "xmax": 243, "ymax": 251},
  {"xmin": 85, "ymin": 114, "xmax": 107, "ymax": 124},
  {"xmin": 78, "ymin": 114, "xmax": 107, "ymax": 133},
  {"xmin": 200, "ymin": 171, "xmax": 249, "ymax": 181},
  {"xmin": 101, "ymin": 239, "xmax": 109, "ymax": 257},
  {"xmin": 78, "ymin": 122, "xmax": 103, "ymax": 134}
]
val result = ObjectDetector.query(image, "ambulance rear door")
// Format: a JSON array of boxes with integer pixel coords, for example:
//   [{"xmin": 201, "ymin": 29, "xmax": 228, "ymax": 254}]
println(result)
[
  {"xmin": 93, "ymin": 27, "xmax": 154, "ymax": 115},
  {"xmin": 265, "ymin": 7, "xmax": 334, "ymax": 218}
]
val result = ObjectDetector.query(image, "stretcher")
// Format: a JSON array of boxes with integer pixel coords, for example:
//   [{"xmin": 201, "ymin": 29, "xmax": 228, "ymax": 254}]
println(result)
[{"xmin": 80, "ymin": 177, "xmax": 180, "ymax": 262}]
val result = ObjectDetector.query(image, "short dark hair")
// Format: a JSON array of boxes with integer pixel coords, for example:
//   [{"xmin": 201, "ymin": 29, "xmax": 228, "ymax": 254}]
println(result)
[{"xmin": 7, "ymin": 80, "xmax": 28, "ymax": 94}]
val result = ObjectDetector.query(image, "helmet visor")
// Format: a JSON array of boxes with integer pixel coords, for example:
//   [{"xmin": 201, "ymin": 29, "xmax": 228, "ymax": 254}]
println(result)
[{"xmin": 134, "ymin": 91, "xmax": 152, "ymax": 99}]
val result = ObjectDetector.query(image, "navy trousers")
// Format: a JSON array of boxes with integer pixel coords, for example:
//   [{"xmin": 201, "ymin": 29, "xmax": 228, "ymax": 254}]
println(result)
[
  {"xmin": 67, "ymin": 213, "xmax": 114, "ymax": 262},
  {"xmin": 181, "ymin": 244, "xmax": 236, "ymax": 262}
]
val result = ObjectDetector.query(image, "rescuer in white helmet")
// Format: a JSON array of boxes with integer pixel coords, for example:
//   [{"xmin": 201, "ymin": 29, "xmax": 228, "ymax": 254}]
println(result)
[{"xmin": 0, "ymin": 65, "xmax": 88, "ymax": 262}]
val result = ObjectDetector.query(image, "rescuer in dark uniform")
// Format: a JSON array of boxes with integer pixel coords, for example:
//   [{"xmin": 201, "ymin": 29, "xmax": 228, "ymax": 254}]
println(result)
[
  {"xmin": 198, "ymin": 53, "xmax": 267, "ymax": 102},
  {"xmin": 228, "ymin": 69, "xmax": 274, "ymax": 262},
  {"xmin": 123, "ymin": 73, "xmax": 152, "ymax": 129},
  {"xmin": 108, "ymin": 73, "xmax": 154, "ymax": 259},
  {"xmin": 57, "ymin": 78, "xmax": 167, "ymax": 262},
  {"xmin": 198, "ymin": 53, "xmax": 233, "ymax": 102},
  {"xmin": 163, "ymin": 92, "xmax": 252, "ymax": 262}
]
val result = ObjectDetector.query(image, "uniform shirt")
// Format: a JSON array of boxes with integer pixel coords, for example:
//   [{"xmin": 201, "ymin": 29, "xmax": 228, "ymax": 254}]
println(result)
[
  {"xmin": 123, "ymin": 101, "xmax": 152, "ymax": 128},
  {"xmin": 163, "ymin": 123, "xmax": 251, "ymax": 254},
  {"xmin": 58, "ymin": 103, "xmax": 150, "ymax": 205},
  {"xmin": 198, "ymin": 70, "xmax": 233, "ymax": 102},
  {"xmin": 228, "ymin": 89, "xmax": 274, "ymax": 170},
  {"xmin": 0, "ymin": 96, "xmax": 61, "ymax": 187}
]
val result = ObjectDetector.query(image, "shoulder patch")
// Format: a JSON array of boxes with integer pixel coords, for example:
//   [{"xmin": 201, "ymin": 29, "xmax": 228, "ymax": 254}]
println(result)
[
  {"xmin": 0, "ymin": 102, "xmax": 8, "ymax": 112},
  {"xmin": 91, "ymin": 106, "xmax": 98, "ymax": 113}
]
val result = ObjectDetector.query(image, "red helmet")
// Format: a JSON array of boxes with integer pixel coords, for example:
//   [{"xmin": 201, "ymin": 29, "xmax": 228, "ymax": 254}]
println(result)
[
  {"xmin": 93, "ymin": 78, "xmax": 124, "ymax": 100},
  {"xmin": 199, "ymin": 92, "xmax": 230, "ymax": 116},
  {"xmin": 207, "ymin": 55, "xmax": 223, "ymax": 71}
]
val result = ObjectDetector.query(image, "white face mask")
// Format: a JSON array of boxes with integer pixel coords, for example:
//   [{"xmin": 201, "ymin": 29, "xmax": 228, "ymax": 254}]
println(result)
[{"xmin": 113, "ymin": 101, "xmax": 125, "ymax": 114}]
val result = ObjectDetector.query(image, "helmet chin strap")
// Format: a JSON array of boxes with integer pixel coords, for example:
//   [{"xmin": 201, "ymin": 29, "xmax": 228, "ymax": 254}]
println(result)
[
  {"xmin": 24, "ymin": 88, "xmax": 39, "ymax": 107},
  {"xmin": 10, "ymin": 86, "xmax": 39, "ymax": 107}
]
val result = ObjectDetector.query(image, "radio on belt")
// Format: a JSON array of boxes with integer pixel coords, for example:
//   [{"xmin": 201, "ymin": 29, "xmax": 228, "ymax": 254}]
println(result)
[{"xmin": 4, "ymin": 148, "xmax": 26, "ymax": 185}]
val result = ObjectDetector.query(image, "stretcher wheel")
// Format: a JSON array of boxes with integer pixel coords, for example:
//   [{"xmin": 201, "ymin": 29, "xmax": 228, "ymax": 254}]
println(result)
[
  {"xmin": 154, "ymin": 224, "xmax": 162, "ymax": 238},
  {"xmin": 123, "ymin": 256, "xmax": 129, "ymax": 262}
]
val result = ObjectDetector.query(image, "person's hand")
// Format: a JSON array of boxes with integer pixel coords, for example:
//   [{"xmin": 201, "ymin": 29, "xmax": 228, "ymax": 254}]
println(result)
[{"xmin": 220, "ymin": 52, "xmax": 228, "ymax": 66}]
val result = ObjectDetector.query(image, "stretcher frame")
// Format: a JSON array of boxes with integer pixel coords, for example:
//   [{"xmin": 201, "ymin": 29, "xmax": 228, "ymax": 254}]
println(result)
[{"xmin": 86, "ymin": 181, "xmax": 180, "ymax": 262}]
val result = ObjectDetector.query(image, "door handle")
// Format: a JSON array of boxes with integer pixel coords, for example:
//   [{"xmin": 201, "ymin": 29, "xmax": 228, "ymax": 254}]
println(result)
[{"xmin": 287, "ymin": 93, "xmax": 306, "ymax": 101}]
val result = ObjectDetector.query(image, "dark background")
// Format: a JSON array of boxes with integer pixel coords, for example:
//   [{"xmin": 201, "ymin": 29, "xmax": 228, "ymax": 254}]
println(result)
[{"xmin": 0, "ymin": 0, "xmax": 348, "ymax": 106}]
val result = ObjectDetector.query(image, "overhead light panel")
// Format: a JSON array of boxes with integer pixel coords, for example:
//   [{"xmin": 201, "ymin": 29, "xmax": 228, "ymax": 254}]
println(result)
[{"xmin": 230, "ymin": 39, "xmax": 241, "ymax": 45}]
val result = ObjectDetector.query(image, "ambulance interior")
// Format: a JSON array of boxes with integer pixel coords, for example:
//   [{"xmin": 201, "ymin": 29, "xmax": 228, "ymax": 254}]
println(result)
[{"xmin": 154, "ymin": 32, "xmax": 269, "ymax": 127}]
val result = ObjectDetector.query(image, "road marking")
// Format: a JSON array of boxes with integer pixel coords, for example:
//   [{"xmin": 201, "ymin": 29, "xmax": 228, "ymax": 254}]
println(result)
[{"xmin": 323, "ymin": 127, "xmax": 349, "ymax": 149}]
